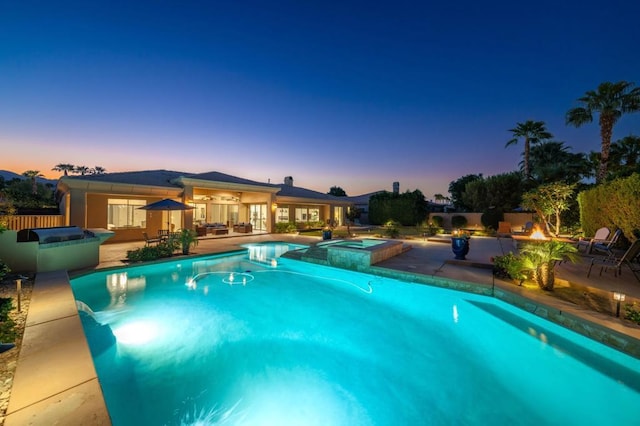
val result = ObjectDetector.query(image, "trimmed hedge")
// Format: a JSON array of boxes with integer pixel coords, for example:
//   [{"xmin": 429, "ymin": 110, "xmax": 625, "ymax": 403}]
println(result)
[
  {"xmin": 431, "ymin": 215, "xmax": 444, "ymax": 227},
  {"xmin": 481, "ymin": 209, "xmax": 503, "ymax": 231},
  {"xmin": 578, "ymin": 173, "xmax": 640, "ymax": 242},
  {"xmin": 451, "ymin": 215, "xmax": 468, "ymax": 229}
]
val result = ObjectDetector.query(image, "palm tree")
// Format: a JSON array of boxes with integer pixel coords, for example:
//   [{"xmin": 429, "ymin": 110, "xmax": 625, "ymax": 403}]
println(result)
[
  {"xmin": 51, "ymin": 163, "xmax": 76, "ymax": 176},
  {"xmin": 609, "ymin": 135, "xmax": 640, "ymax": 178},
  {"xmin": 74, "ymin": 165, "xmax": 90, "ymax": 175},
  {"xmin": 527, "ymin": 141, "xmax": 589, "ymax": 184},
  {"xmin": 91, "ymin": 166, "xmax": 107, "ymax": 175},
  {"xmin": 505, "ymin": 120, "xmax": 553, "ymax": 180},
  {"xmin": 566, "ymin": 81, "xmax": 640, "ymax": 183},
  {"xmin": 22, "ymin": 170, "xmax": 43, "ymax": 194},
  {"xmin": 520, "ymin": 240, "xmax": 579, "ymax": 291}
]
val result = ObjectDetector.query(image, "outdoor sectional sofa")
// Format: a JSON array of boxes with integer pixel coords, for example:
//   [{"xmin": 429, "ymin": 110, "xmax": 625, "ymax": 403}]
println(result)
[
  {"xmin": 233, "ymin": 223, "xmax": 253, "ymax": 233},
  {"xmin": 196, "ymin": 223, "xmax": 229, "ymax": 236}
]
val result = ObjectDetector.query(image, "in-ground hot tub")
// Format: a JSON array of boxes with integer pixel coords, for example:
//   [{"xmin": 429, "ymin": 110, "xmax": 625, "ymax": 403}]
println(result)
[{"xmin": 314, "ymin": 238, "xmax": 405, "ymax": 270}]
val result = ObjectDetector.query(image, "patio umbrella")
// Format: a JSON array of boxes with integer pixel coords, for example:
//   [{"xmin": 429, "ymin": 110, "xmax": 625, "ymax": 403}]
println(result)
[{"xmin": 138, "ymin": 198, "xmax": 194, "ymax": 231}]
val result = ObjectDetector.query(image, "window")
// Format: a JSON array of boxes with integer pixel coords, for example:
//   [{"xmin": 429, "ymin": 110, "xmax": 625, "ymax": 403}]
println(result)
[
  {"xmin": 295, "ymin": 207, "xmax": 320, "ymax": 224},
  {"xmin": 107, "ymin": 199, "xmax": 146, "ymax": 229},
  {"xmin": 192, "ymin": 203, "xmax": 207, "ymax": 224},
  {"xmin": 276, "ymin": 207, "xmax": 289, "ymax": 223}
]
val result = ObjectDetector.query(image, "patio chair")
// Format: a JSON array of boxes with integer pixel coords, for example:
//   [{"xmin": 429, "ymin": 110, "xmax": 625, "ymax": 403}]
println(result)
[
  {"xmin": 497, "ymin": 221, "xmax": 512, "ymax": 237},
  {"xmin": 591, "ymin": 229, "xmax": 622, "ymax": 257},
  {"xmin": 587, "ymin": 239, "xmax": 640, "ymax": 282},
  {"xmin": 143, "ymin": 232, "xmax": 161, "ymax": 246},
  {"xmin": 577, "ymin": 227, "xmax": 610, "ymax": 254}
]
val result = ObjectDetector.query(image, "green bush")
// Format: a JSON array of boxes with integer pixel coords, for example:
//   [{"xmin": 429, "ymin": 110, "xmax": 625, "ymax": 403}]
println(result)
[
  {"xmin": 451, "ymin": 215, "xmax": 468, "ymax": 229},
  {"xmin": 0, "ymin": 259, "xmax": 10, "ymax": 281},
  {"xmin": 481, "ymin": 209, "xmax": 503, "ymax": 231},
  {"xmin": 126, "ymin": 241, "xmax": 175, "ymax": 263},
  {"xmin": 0, "ymin": 297, "xmax": 13, "ymax": 319},
  {"xmin": 384, "ymin": 220, "xmax": 401, "ymax": 238},
  {"xmin": 369, "ymin": 190, "xmax": 427, "ymax": 226},
  {"xmin": 492, "ymin": 253, "xmax": 528, "ymax": 284},
  {"xmin": 0, "ymin": 298, "xmax": 17, "ymax": 343},
  {"xmin": 578, "ymin": 173, "xmax": 640, "ymax": 242},
  {"xmin": 431, "ymin": 215, "xmax": 444, "ymax": 227},
  {"xmin": 625, "ymin": 303, "xmax": 640, "ymax": 325},
  {"xmin": 275, "ymin": 222, "xmax": 297, "ymax": 233}
]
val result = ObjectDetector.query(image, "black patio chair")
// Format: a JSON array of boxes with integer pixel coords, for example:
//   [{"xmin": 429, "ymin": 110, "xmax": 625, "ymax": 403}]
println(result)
[
  {"xmin": 587, "ymin": 239, "xmax": 640, "ymax": 282},
  {"xmin": 143, "ymin": 232, "xmax": 162, "ymax": 246}
]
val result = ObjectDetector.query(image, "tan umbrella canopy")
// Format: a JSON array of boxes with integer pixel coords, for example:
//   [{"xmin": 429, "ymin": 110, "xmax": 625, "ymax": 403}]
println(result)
[{"xmin": 138, "ymin": 198, "xmax": 194, "ymax": 231}]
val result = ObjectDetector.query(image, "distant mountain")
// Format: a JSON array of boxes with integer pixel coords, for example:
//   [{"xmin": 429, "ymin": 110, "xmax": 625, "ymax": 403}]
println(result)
[{"xmin": 0, "ymin": 170, "xmax": 59, "ymax": 187}]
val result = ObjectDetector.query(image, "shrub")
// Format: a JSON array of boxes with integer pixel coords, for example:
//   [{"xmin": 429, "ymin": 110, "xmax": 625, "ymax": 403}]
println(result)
[
  {"xmin": 431, "ymin": 215, "xmax": 444, "ymax": 228},
  {"xmin": 126, "ymin": 241, "xmax": 175, "ymax": 263},
  {"xmin": 481, "ymin": 209, "xmax": 503, "ymax": 231},
  {"xmin": 0, "ymin": 259, "xmax": 10, "ymax": 281},
  {"xmin": 451, "ymin": 215, "xmax": 468, "ymax": 229},
  {"xmin": 384, "ymin": 219, "xmax": 401, "ymax": 238},
  {"xmin": 624, "ymin": 303, "xmax": 640, "ymax": 325},
  {"xmin": 520, "ymin": 240, "xmax": 580, "ymax": 291},
  {"xmin": 492, "ymin": 253, "xmax": 528, "ymax": 284},
  {"xmin": 0, "ymin": 298, "xmax": 17, "ymax": 343},
  {"xmin": 275, "ymin": 222, "xmax": 297, "ymax": 233},
  {"xmin": 578, "ymin": 173, "xmax": 640, "ymax": 242}
]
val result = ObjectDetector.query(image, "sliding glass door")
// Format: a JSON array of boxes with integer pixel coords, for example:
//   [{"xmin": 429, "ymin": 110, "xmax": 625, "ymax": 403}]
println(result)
[{"xmin": 249, "ymin": 204, "xmax": 267, "ymax": 231}]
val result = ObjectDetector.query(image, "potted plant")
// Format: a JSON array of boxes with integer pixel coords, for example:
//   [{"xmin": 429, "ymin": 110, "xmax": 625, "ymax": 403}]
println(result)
[
  {"xmin": 451, "ymin": 230, "xmax": 470, "ymax": 260},
  {"xmin": 520, "ymin": 240, "xmax": 579, "ymax": 290},
  {"xmin": 178, "ymin": 228, "xmax": 199, "ymax": 255}
]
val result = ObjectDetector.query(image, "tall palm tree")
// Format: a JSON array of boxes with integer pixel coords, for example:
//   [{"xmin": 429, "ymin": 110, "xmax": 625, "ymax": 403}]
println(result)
[
  {"xmin": 91, "ymin": 166, "xmax": 107, "ymax": 175},
  {"xmin": 74, "ymin": 165, "xmax": 90, "ymax": 175},
  {"xmin": 609, "ymin": 135, "xmax": 640, "ymax": 178},
  {"xmin": 22, "ymin": 170, "xmax": 43, "ymax": 194},
  {"xmin": 51, "ymin": 163, "xmax": 76, "ymax": 176},
  {"xmin": 527, "ymin": 141, "xmax": 589, "ymax": 184},
  {"xmin": 566, "ymin": 81, "xmax": 640, "ymax": 183},
  {"xmin": 505, "ymin": 120, "xmax": 553, "ymax": 180}
]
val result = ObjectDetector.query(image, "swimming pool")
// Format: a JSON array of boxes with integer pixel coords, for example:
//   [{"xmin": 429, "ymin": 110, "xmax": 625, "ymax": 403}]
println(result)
[{"xmin": 71, "ymin": 242, "xmax": 640, "ymax": 425}]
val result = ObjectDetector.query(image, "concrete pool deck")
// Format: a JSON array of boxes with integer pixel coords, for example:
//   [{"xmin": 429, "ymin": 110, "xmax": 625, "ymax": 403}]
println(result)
[{"xmin": 4, "ymin": 233, "xmax": 640, "ymax": 425}]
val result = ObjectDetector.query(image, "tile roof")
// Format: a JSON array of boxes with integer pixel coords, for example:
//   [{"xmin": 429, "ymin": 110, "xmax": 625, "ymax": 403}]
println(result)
[
  {"xmin": 61, "ymin": 169, "xmax": 361, "ymax": 204},
  {"xmin": 275, "ymin": 184, "xmax": 343, "ymax": 201},
  {"xmin": 185, "ymin": 171, "xmax": 272, "ymax": 187},
  {"xmin": 62, "ymin": 170, "xmax": 186, "ymax": 188}
]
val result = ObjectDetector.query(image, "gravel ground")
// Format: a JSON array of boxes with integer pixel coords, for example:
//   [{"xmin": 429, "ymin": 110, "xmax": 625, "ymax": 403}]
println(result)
[{"xmin": 0, "ymin": 276, "xmax": 33, "ymax": 426}]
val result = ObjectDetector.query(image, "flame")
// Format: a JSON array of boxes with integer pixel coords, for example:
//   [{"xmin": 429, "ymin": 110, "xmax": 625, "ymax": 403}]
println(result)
[{"xmin": 530, "ymin": 227, "xmax": 547, "ymax": 240}]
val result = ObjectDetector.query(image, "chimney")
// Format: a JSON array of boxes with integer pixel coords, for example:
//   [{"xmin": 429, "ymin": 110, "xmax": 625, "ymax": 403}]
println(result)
[
  {"xmin": 393, "ymin": 181, "xmax": 399, "ymax": 194},
  {"xmin": 284, "ymin": 176, "xmax": 294, "ymax": 186}
]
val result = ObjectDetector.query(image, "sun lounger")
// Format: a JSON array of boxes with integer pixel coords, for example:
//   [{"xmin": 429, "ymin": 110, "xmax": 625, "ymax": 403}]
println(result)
[
  {"xmin": 577, "ymin": 227, "xmax": 610, "ymax": 254},
  {"xmin": 587, "ymin": 239, "xmax": 640, "ymax": 282}
]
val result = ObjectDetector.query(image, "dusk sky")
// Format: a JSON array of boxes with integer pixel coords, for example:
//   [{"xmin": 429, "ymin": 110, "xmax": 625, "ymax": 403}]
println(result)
[{"xmin": 2, "ymin": 1, "xmax": 639, "ymax": 198}]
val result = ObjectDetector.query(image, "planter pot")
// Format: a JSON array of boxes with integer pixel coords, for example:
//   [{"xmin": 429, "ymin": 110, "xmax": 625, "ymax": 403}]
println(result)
[
  {"xmin": 451, "ymin": 237, "xmax": 470, "ymax": 260},
  {"xmin": 322, "ymin": 230, "xmax": 332, "ymax": 240}
]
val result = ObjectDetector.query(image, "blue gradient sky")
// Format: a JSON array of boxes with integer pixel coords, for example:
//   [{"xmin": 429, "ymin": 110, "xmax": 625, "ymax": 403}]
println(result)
[{"xmin": 2, "ymin": 1, "xmax": 639, "ymax": 198}]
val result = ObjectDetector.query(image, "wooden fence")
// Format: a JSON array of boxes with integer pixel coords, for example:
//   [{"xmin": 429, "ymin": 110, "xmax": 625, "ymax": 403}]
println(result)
[{"xmin": 4, "ymin": 215, "xmax": 65, "ymax": 231}]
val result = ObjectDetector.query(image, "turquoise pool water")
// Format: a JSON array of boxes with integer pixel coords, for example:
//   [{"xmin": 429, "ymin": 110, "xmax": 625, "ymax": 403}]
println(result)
[{"xmin": 71, "ymin": 242, "xmax": 640, "ymax": 425}]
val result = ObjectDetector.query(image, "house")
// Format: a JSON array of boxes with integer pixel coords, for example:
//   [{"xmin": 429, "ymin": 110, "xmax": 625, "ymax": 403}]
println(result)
[
  {"xmin": 56, "ymin": 170, "xmax": 351, "ymax": 243},
  {"xmin": 345, "ymin": 191, "xmax": 384, "ymax": 225}
]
